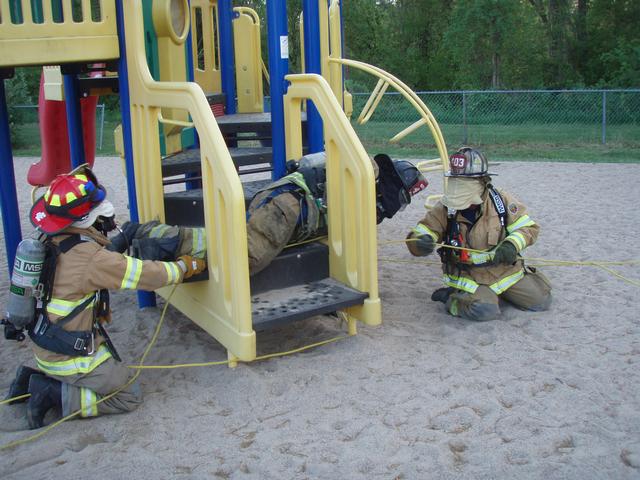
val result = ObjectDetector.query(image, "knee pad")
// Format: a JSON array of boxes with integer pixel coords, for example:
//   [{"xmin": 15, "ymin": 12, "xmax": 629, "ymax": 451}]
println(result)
[
  {"xmin": 527, "ymin": 293, "xmax": 552, "ymax": 312},
  {"xmin": 466, "ymin": 301, "xmax": 501, "ymax": 321}
]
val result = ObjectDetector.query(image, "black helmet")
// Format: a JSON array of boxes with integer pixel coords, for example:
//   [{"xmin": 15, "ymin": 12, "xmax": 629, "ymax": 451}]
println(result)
[{"xmin": 374, "ymin": 154, "xmax": 428, "ymax": 223}]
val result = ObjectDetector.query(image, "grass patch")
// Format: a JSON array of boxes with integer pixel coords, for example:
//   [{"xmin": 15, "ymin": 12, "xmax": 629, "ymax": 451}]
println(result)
[
  {"xmin": 8, "ymin": 110, "xmax": 640, "ymax": 163},
  {"xmin": 352, "ymin": 120, "xmax": 640, "ymax": 163}
]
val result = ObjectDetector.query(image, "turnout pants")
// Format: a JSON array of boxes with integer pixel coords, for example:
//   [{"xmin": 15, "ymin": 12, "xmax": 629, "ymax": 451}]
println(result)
[
  {"xmin": 446, "ymin": 268, "xmax": 552, "ymax": 321},
  {"xmin": 51, "ymin": 357, "xmax": 142, "ymax": 418}
]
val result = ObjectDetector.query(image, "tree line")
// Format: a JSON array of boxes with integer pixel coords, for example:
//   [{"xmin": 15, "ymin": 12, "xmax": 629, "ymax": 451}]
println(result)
[
  {"xmin": 342, "ymin": 0, "xmax": 639, "ymax": 91},
  {"xmin": 241, "ymin": 0, "xmax": 639, "ymax": 91},
  {"xmin": 7, "ymin": 0, "xmax": 639, "ymax": 109}
]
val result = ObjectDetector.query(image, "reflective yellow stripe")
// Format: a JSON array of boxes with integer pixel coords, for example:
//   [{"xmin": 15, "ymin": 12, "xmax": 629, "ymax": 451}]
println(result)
[
  {"xmin": 150, "ymin": 224, "xmax": 171, "ymax": 238},
  {"xmin": 443, "ymin": 274, "xmax": 479, "ymax": 293},
  {"xmin": 50, "ymin": 194, "xmax": 61, "ymax": 207},
  {"xmin": 80, "ymin": 387, "xmax": 98, "ymax": 417},
  {"xmin": 192, "ymin": 228, "xmax": 206, "ymax": 258},
  {"xmin": 35, "ymin": 344, "xmax": 112, "ymax": 377},
  {"xmin": 74, "ymin": 174, "xmax": 88, "ymax": 182},
  {"xmin": 469, "ymin": 251, "xmax": 494, "ymax": 265},
  {"xmin": 489, "ymin": 269, "xmax": 525, "ymax": 294},
  {"xmin": 506, "ymin": 231, "xmax": 527, "ymax": 251},
  {"xmin": 163, "ymin": 262, "xmax": 181, "ymax": 284},
  {"xmin": 120, "ymin": 256, "xmax": 144, "ymax": 289},
  {"xmin": 413, "ymin": 223, "xmax": 438, "ymax": 242},
  {"xmin": 46, "ymin": 293, "xmax": 95, "ymax": 317},
  {"xmin": 65, "ymin": 192, "xmax": 78, "ymax": 203},
  {"xmin": 507, "ymin": 215, "xmax": 535, "ymax": 233}
]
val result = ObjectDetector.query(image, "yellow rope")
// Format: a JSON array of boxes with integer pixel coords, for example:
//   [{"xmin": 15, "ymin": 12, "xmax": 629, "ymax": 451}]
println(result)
[
  {"xmin": 0, "ymin": 285, "xmax": 178, "ymax": 451},
  {"xmin": 379, "ymin": 238, "xmax": 640, "ymax": 287},
  {"xmin": 0, "ymin": 393, "xmax": 30, "ymax": 406},
  {"xmin": 1, "ymin": 286, "xmax": 349, "ymax": 449},
  {"xmin": 129, "ymin": 335, "xmax": 347, "ymax": 370}
]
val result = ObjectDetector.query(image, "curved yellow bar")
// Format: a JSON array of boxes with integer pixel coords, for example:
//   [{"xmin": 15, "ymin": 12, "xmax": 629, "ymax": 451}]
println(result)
[{"xmin": 329, "ymin": 57, "xmax": 449, "ymax": 172}]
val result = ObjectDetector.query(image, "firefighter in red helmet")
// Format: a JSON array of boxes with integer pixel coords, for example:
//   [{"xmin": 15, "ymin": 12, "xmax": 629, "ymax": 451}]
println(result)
[{"xmin": 5, "ymin": 164, "xmax": 205, "ymax": 429}]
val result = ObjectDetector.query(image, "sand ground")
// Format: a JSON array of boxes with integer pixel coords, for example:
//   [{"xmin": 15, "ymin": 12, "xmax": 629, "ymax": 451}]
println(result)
[{"xmin": 0, "ymin": 157, "xmax": 639, "ymax": 479}]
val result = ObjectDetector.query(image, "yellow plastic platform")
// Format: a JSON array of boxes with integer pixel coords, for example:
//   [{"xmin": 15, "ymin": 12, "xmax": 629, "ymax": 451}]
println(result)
[{"xmin": 0, "ymin": 0, "xmax": 119, "ymax": 68}]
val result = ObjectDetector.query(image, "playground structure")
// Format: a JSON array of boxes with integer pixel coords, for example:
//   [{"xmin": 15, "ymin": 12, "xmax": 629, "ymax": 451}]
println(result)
[{"xmin": 0, "ymin": 0, "xmax": 448, "ymax": 364}]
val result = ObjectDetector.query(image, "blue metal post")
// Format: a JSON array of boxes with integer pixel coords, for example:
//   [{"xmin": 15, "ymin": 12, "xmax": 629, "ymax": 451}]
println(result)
[
  {"xmin": 62, "ymin": 73, "xmax": 86, "ymax": 168},
  {"xmin": 302, "ymin": 0, "xmax": 324, "ymax": 153},
  {"xmin": 218, "ymin": 0, "xmax": 236, "ymax": 115},
  {"xmin": 266, "ymin": 0, "xmax": 289, "ymax": 179},
  {"xmin": 116, "ymin": 0, "xmax": 156, "ymax": 308},
  {"xmin": 0, "ymin": 79, "xmax": 22, "ymax": 276}
]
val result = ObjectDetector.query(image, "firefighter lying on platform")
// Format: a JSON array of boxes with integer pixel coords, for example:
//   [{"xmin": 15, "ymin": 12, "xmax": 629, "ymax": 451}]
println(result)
[
  {"xmin": 405, "ymin": 147, "xmax": 552, "ymax": 321},
  {"xmin": 4, "ymin": 165, "xmax": 206, "ymax": 429},
  {"xmin": 106, "ymin": 152, "xmax": 429, "ymax": 276}
]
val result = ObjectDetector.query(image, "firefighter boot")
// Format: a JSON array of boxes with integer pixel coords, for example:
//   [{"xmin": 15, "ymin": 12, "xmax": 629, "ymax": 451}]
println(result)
[
  {"xmin": 106, "ymin": 221, "xmax": 141, "ymax": 253},
  {"xmin": 27, "ymin": 375, "xmax": 62, "ymax": 429},
  {"xmin": 431, "ymin": 287, "xmax": 454, "ymax": 304},
  {"xmin": 132, "ymin": 236, "xmax": 180, "ymax": 261},
  {"xmin": 5, "ymin": 365, "xmax": 40, "ymax": 405}
]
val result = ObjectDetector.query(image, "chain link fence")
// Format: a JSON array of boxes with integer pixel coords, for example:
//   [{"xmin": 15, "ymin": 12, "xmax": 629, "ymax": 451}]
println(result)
[
  {"xmin": 351, "ymin": 89, "xmax": 640, "ymax": 161},
  {"xmin": 7, "ymin": 90, "xmax": 640, "ymax": 162}
]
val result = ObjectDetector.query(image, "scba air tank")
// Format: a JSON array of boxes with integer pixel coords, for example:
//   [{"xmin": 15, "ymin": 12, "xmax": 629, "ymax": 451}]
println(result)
[{"xmin": 6, "ymin": 239, "xmax": 46, "ymax": 328}]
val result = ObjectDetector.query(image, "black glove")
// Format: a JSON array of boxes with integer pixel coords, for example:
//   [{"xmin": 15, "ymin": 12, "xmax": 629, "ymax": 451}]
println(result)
[
  {"xmin": 492, "ymin": 241, "xmax": 517, "ymax": 265},
  {"xmin": 413, "ymin": 234, "xmax": 435, "ymax": 257}
]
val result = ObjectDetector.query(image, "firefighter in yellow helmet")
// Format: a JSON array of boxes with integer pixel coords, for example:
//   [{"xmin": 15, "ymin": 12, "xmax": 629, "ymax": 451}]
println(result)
[
  {"xmin": 406, "ymin": 147, "xmax": 552, "ymax": 321},
  {"xmin": 5, "ymin": 164, "xmax": 206, "ymax": 429}
]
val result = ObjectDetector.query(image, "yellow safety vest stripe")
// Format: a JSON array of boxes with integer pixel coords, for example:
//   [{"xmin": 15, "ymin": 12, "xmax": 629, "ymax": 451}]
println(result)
[
  {"xmin": 46, "ymin": 292, "xmax": 95, "ymax": 317},
  {"xmin": 507, "ymin": 215, "xmax": 535, "ymax": 233},
  {"xmin": 413, "ymin": 223, "xmax": 438, "ymax": 242},
  {"xmin": 149, "ymin": 224, "xmax": 172, "ymax": 238},
  {"xmin": 192, "ymin": 228, "xmax": 206, "ymax": 258},
  {"xmin": 120, "ymin": 256, "xmax": 144, "ymax": 289},
  {"xmin": 469, "ymin": 251, "xmax": 494, "ymax": 265},
  {"xmin": 444, "ymin": 269, "xmax": 525, "ymax": 295},
  {"xmin": 35, "ymin": 344, "xmax": 112, "ymax": 377},
  {"xmin": 443, "ymin": 274, "xmax": 479, "ymax": 293},
  {"xmin": 505, "ymin": 231, "xmax": 527, "ymax": 251},
  {"xmin": 489, "ymin": 269, "xmax": 525, "ymax": 294},
  {"xmin": 80, "ymin": 387, "xmax": 98, "ymax": 417},
  {"xmin": 163, "ymin": 262, "xmax": 182, "ymax": 284}
]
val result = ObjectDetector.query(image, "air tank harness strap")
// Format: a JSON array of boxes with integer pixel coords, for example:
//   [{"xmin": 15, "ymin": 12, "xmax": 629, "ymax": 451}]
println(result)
[
  {"xmin": 29, "ymin": 295, "xmax": 96, "ymax": 356},
  {"xmin": 28, "ymin": 234, "xmax": 97, "ymax": 357},
  {"xmin": 487, "ymin": 186, "xmax": 507, "ymax": 230}
]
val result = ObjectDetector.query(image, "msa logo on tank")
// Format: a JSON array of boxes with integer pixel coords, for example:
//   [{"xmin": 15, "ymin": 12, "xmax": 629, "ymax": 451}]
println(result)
[{"xmin": 14, "ymin": 258, "xmax": 43, "ymax": 274}]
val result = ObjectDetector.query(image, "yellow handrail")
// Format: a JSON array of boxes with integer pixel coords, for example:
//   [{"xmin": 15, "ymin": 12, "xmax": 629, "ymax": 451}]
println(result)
[
  {"xmin": 284, "ymin": 74, "xmax": 382, "ymax": 327},
  {"xmin": 123, "ymin": 1, "xmax": 254, "ymax": 362}
]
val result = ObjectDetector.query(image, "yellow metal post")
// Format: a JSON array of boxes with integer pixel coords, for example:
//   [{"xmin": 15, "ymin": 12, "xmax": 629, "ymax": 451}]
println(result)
[
  {"xmin": 190, "ymin": 0, "xmax": 222, "ymax": 94},
  {"xmin": 233, "ymin": 7, "xmax": 264, "ymax": 113}
]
